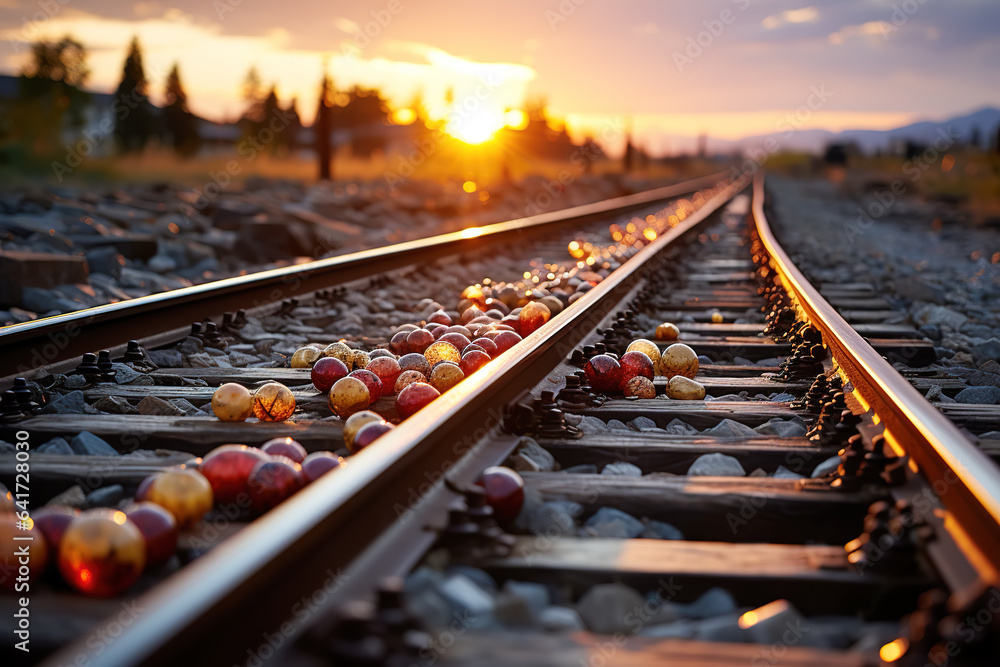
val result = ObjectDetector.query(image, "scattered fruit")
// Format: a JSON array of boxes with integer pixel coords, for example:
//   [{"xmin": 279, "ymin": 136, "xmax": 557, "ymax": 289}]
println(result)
[
  {"xmin": 655, "ymin": 323, "xmax": 680, "ymax": 341},
  {"xmin": 328, "ymin": 377, "xmax": 371, "ymax": 419},
  {"xmin": 261, "ymin": 437, "xmax": 307, "ymax": 464},
  {"xmin": 290, "ymin": 346, "xmax": 322, "ymax": 369},
  {"xmin": 311, "ymin": 357, "xmax": 349, "ymax": 393},
  {"xmin": 623, "ymin": 376, "xmax": 656, "ymax": 399},
  {"xmin": 395, "ymin": 381, "xmax": 440, "ymax": 418},
  {"xmin": 343, "ymin": 410, "xmax": 384, "ymax": 453},
  {"xmin": 658, "ymin": 343, "xmax": 699, "ymax": 379},
  {"xmin": 199, "ymin": 445, "xmax": 269, "ymax": 505},
  {"xmin": 253, "ymin": 382, "xmax": 296, "ymax": 421},
  {"xmin": 1, "ymin": 513, "xmax": 48, "ymax": 592},
  {"xmin": 666, "ymin": 375, "xmax": 707, "ymax": 400},
  {"xmin": 248, "ymin": 458, "xmax": 303, "ymax": 513},
  {"xmin": 584, "ymin": 354, "xmax": 622, "ymax": 393},
  {"xmin": 125, "ymin": 502, "xmax": 178, "ymax": 569},
  {"xmin": 58, "ymin": 509, "xmax": 144, "ymax": 596},
  {"xmin": 145, "ymin": 468, "xmax": 214, "ymax": 528},
  {"xmin": 352, "ymin": 421, "xmax": 395, "ymax": 452},
  {"xmin": 626, "ymin": 339, "xmax": 661, "ymax": 367},
  {"xmin": 301, "ymin": 452, "xmax": 345, "ymax": 483},
  {"xmin": 211, "ymin": 383, "xmax": 253, "ymax": 422},
  {"xmin": 478, "ymin": 466, "xmax": 524, "ymax": 522}
]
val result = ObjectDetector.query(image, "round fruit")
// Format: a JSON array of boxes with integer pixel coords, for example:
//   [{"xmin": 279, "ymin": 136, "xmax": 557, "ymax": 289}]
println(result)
[
  {"xmin": 369, "ymin": 348, "xmax": 396, "ymax": 360},
  {"xmin": 328, "ymin": 377, "xmax": 371, "ymax": 419},
  {"xmin": 343, "ymin": 410, "xmax": 384, "ymax": 453},
  {"xmin": 1, "ymin": 513, "xmax": 48, "ymax": 592},
  {"xmin": 247, "ymin": 458, "xmax": 303, "ymax": 514},
  {"xmin": 438, "ymin": 333, "xmax": 472, "ymax": 353},
  {"xmin": 352, "ymin": 421, "xmax": 395, "ymax": 452},
  {"xmin": 261, "ymin": 437, "xmax": 307, "ymax": 464},
  {"xmin": 32, "ymin": 505, "xmax": 80, "ymax": 556},
  {"xmin": 584, "ymin": 354, "xmax": 622, "ymax": 393},
  {"xmin": 429, "ymin": 362, "xmax": 465, "ymax": 392},
  {"xmin": 253, "ymin": 382, "xmax": 296, "ymax": 421},
  {"xmin": 623, "ymin": 376, "xmax": 656, "ymax": 399},
  {"xmin": 493, "ymin": 330, "xmax": 522, "ymax": 354},
  {"xmin": 311, "ymin": 357, "xmax": 349, "ymax": 393},
  {"xmin": 125, "ymin": 502, "xmax": 178, "ymax": 569},
  {"xmin": 711, "ymin": 310, "xmax": 724, "ymax": 324},
  {"xmin": 145, "ymin": 468, "xmax": 214, "ymax": 528},
  {"xmin": 655, "ymin": 323, "xmax": 680, "ymax": 341},
  {"xmin": 519, "ymin": 300, "xmax": 551, "ymax": 336},
  {"xmin": 424, "ymin": 340, "xmax": 461, "ymax": 366},
  {"xmin": 366, "ymin": 356, "xmax": 401, "ymax": 391},
  {"xmin": 200, "ymin": 444, "xmax": 268, "ymax": 505},
  {"xmin": 395, "ymin": 381, "xmax": 440, "ymax": 418},
  {"xmin": 348, "ymin": 369, "xmax": 384, "ymax": 403},
  {"xmin": 290, "ymin": 346, "xmax": 322, "ymax": 369},
  {"xmin": 626, "ymin": 339, "xmax": 661, "ymax": 367},
  {"xmin": 301, "ymin": 452, "xmax": 345, "ymax": 483},
  {"xmin": 666, "ymin": 376, "xmax": 706, "ymax": 400},
  {"xmin": 211, "ymin": 383, "xmax": 253, "ymax": 422},
  {"xmin": 460, "ymin": 349, "xmax": 491, "ymax": 376},
  {"xmin": 323, "ymin": 341, "xmax": 355, "ymax": 369},
  {"xmin": 477, "ymin": 467, "xmax": 525, "ymax": 522},
  {"xmin": 398, "ymin": 353, "xmax": 431, "ymax": 377},
  {"xmin": 471, "ymin": 337, "xmax": 499, "ymax": 357},
  {"xmin": 394, "ymin": 369, "xmax": 427, "ymax": 394},
  {"xmin": 58, "ymin": 509, "xmax": 144, "ymax": 596},
  {"xmin": 658, "ymin": 343, "xmax": 699, "ymax": 379},
  {"xmin": 427, "ymin": 310, "xmax": 452, "ymax": 326},
  {"xmin": 389, "ymin": 330, "xmax": 410, "ymax": 354},
  {"xmin": 406, "ymin": 328, "xmax": 434, "ymax": 354},
  {"xmin": 619, "ymin": 350, "xmax": 655, "ymax": 387}
]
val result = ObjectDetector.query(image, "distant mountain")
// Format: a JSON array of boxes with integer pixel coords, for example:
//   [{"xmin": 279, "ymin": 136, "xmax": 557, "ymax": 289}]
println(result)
[{"xmin": 720, "ymin": 106, "xmax": 1000, "ymax": 155}]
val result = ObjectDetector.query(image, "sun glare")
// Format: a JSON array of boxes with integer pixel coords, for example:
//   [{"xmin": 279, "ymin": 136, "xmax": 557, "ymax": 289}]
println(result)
[{"xmin": 447, "ymin": 108, "xmax": 505, "ymax": 144}]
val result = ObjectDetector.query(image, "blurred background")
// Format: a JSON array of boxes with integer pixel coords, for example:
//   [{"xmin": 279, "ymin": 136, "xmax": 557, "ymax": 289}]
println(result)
[{"xmin": 0, "ymin": 0, "xmax": 997, "ymax": 321}]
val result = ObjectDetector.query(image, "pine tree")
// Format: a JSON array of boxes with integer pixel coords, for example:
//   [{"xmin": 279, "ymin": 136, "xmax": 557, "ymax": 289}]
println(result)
[
  {"xmin": 278, "ymin": 97, "xmax": 302, "ymax": 154},
  {"xmin": 162, "ymin": 63, "xmax": 200, "ymax": 157},
  {"xmin": 315, "ymin": 72, "xmax": 334, "ymax": 180},
  {"xmin": 113, "ymin": 37, "xmax": 157, "ymax": 152}
]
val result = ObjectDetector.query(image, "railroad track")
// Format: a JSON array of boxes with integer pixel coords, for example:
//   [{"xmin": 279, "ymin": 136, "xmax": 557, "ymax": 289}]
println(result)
[{"xmin": 1, "ymin": 171, "xmax": 999, "ymax": 666}]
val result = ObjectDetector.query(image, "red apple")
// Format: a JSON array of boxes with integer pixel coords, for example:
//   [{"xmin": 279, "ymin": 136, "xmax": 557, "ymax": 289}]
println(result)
[
  {"xmin": 311, "ymin": 357, "xmax": 349, "ymax": 393},
  {"xmin": 395, "ymin": 381, "xmax": 440, "ymax": 419},
  {"xmin": 200, "ymin": 444, "xmax": 269, "ymax": 505},
  {"xmin": 261, "ymin": 437, "xmax": 307, "ymax": 464},
  {"xmin": 493, "ymin": 330, "xmax": 523, "ymax": 354},
  {"xmin": 301, "ymin": 451, "xmax": 345, "ymax": 483},
  {"xmin": 32, "ymin": 505, "xmax": 79, "ymax": 555},
  {"xmin": 352, "ymin": 421, "xmax": 395, "ymax": 452},
  {"xmin": 460, "ymin": 349, "xmax": 492, "ymax": 376},
  {"xmin": 348, "ymin": 369, "xmax": 384, "ymax": 403},
  {"xmin": 126, "ymin": 501, "xmax": 178, "ymax": 569},
  {"xmin": 247, "ymin": 458, "xmax": 304, "ymax": 514},
  {"xmin": 471, "ymin": 337, "xmax": 499, "ymax": 357},
  {"xmin": 478, "ymin": 466, "xmax": 525, "ymax": 522}
]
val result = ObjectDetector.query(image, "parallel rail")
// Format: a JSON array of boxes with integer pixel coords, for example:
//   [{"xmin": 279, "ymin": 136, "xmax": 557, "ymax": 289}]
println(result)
[
  {"xmin": 753, "ymin": 172, "xmax": 1000, "ymax": 605},
  {"xmin": 0, "ymin": 173, "xmax": 724, "ymax": 380},
  {"xmin": 44, "ymin": 178, "xmax": 749, "ymax": 666}
]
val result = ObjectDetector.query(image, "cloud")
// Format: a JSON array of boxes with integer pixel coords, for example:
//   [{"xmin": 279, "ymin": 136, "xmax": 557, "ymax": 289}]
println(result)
[
  {"xmin": 762, "ymin": 6, "xmax": 819, "ymax": 30},
  {"xmin": 827, "ymin": 21, "xmax": 887, "ymax": 45}
]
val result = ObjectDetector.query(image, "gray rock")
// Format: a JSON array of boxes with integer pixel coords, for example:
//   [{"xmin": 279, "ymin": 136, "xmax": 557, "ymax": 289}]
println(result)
[
  {"xmin": 918, "ymin": 323, "xmax": 942, "ymax": 341},
  {"xmin": 575, "ymin": 583, "xmax": 645, "ymax": 634},
  {"xmin": 93, "ymin": 395, "xmax": 139, "ymax": 415},
  {"xmin": 169, "ymin": 398, "xmax": 202, "ymax": 417},
  {"xmin": 981, "ymin": 360, "xmax": 1000, "ymax": 375},
  {"xmin": 640, "ymin": 520, "xmax": 684, "ymax": 540},
  {"xmin": 84, "ymin": 246, "xmax": 123, "ymax": 278},
  {"xmin": 509, "ymin": 437, "xmax": 556, "ymax": 473},
  {"xmin": 0, "ymin": 440, "xmax": 15, "ymax": 453},
  {"xmin": 113, "ymin": 363, "xmax": 144, "ymax": 385},
  {"xmin": 697, "ymin": 355, "xmax": 713, "ymax": 366},
  {"xmin": 924, "ymin": 385, "xmax": 956, "ymax": 404},
  {"xmin": 954, "ymin": 386, "xmax": 1000, "ymax": 405},
  {"xmin": 36, "ymin": 437, "xmax": 74, "ymax": 455},
  {"xmin": 64, "ymin": 375, "xmax": 88, "ymax": 388},
  {"xmin": 811, "ymin": 455, "xmax": 842, "ymax": 478},
  {"xmin": 562, "ymin": 464, "xmax": 599, "ymax": 474},
  {"xmin": 754, "ymin": 418, "xmax": 806, "ymax": 437},
  {"xmin": 914, "ymin": 305, "xmax": 967, "ymax": 331},
  {"xmin": 891, "ymin": 277, "xmax": 945, "ymax": 303},
  {"xmin": 961, "ymin": 323, "xmax": 995, "ymax": 339},
  {"xmin": 601, "ymin": 462, "xmax": 642, "ymax": 477},
  {"xmin": 539, "ymin": 606, "xmax": 585, "ymax": 632},
  {"xmin": 21, "ymin": 286, "xmax": 64, "ymax": 314},
  {"xmin": 582, "ymin": 507, "xmax": 644, "ymax": 538},
  {"xmin": 774, "ymin": 465, "xmax": 805, "ymax": 480},
  {"xmin": 607, "ymin": 419, "xmax": 630, "ymax": 431},
  {"xmin": 437, "ymin": 573, "xmax": 496, "ymax": 617},
  {"xmin": 137, "ymin": 395, "xmax": 187, "ymax": 416},
  {"xmin": 629, "ymin": 416, "xmax": 661, "ymax": 432},
  {"xmin": 639, "ymin": 619, "xmax": 700, "ymax": 639},
  {"xmin": 966, "ymin": 370, "xmax": 1000, "ymax": 388},
  {"xmin": 704, "ymin": 419, "xmax": 758, "ymax": 437},
  {"xmin": 494, "ymin": 580, "xmax": 550, "ymax": 626},
  {"xmin": 677, "ymin": 587, "xmax": 737, "ymax": 619},
  {"xmin": 768, "ymin": 392, "xmax": 797, "ymax": 403},
  {"xmin": 663, "ymin": 418, "xmax": 698, "ymax": 435},
  {"xmin": 748, "ymin": 467, "xmax": 769, "ymax": 477},
  {"xmin": 578, "ymin": 416, "xmax": 609, "ymax": 434},
  {"xmin": 743, "ymin": 601, "xmax": 811, "ymax": 646},
  {"xmin": 444, "ymin": 566, "xmax": 496, "ymax": 593},
  {"xmin": 526, "ymin": 501, "xmax": 583, "ymax": 535},
  {"xmin": 48, "ymin": 485, "xmax": 86, "ymax": 508},
  {"xmin": 147, "ymin": 349, "xmax": 183, "ymax": 367},
  {"xmin": 687, "ymin": 453, "xmax": 746, "ymax": 477},
  {"xmin": 177, "ymin": 336, "xmax": 204, "ymax": 356},
  {"xmin": 973, "ymin": 338, "xmax": 1000, "ymax": 364},
  {"xmin": 694, "ymin": 614, "xmax": 747, "ymax": 642},
  {"xmin": 85, "ymin": 484, "xmax": 123, "ymax": 508},
  {"xmin": 40, "ymin": 391, "xmax": 99, "ymax": 415},
  {"xmin": 70, "ymin": 431, "xmax": 118, "ymax": 456}
]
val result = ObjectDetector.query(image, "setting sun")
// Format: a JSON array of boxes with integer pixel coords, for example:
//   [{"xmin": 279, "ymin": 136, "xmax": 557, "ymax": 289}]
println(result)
[{"xmin": 447, "ymin": 107, "xmax": 505, "ymax": 144}]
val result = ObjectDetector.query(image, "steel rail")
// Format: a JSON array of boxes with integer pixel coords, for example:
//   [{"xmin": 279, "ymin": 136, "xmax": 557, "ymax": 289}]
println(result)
[
  {"xmin": 0, "ymin": 172, "xmax": 725, "ymax": 378},
  {"xmin": 44, "ymin": 176, "xmax": 750, "ymax": 667},
  {"xmin": 752, "ymin": 171, "xmax": 1000, "ymax": 604}
]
